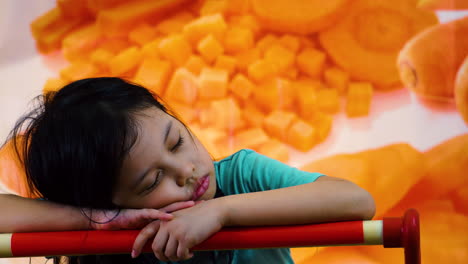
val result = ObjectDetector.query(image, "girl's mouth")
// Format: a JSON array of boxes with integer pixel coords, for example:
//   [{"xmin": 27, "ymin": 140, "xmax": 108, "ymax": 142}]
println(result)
[{"xmin": 192, "ymin": 174, "xmax": 210, "ymax": 201}]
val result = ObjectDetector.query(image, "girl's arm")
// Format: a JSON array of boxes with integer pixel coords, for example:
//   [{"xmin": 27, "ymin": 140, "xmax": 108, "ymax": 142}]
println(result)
[
  {"xmin": 0, "ymin": 194, "xmax": 89, "ymax": 232},
  {"xmin": 0, "ymin": 194, "xmax": 192, "ymax": 233},
  {"xmin": 218, "ymin": 176, "xmax": 375, "ymax": 226}
]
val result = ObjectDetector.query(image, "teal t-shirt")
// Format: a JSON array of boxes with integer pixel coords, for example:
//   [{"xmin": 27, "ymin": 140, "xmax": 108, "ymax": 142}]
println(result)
[
  {"xmin": 156, "ymin": 149, "xmax": 324, "ymax": 264},
  {"xmin": 214, "ymin": 149, "xmax": 323, "ymax": 264}
]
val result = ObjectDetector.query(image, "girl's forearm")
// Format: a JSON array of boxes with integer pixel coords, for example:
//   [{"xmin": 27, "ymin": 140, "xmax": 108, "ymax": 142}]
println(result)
[
  {"xmin": 218, "ymin": 177, "xmax": 375, "ymax": 227},
  {"xmin": 0, "ymin": 194, "xmax": 90, "ymax": 233}
]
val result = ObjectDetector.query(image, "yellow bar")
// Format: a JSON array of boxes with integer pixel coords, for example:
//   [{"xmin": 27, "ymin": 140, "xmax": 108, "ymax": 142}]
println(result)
[
  {"xmin": 0, "ymin": 233, "xmax": 13, "ymax": 257},
  {"xmin": 363, "ymin": 220, "xmax": 383, "ymax": 245}
]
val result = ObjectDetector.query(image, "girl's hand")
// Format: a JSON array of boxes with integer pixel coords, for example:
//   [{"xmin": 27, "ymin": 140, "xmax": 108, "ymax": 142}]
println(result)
[
  {"xmin": 89, "ymin": 201, "xmax": 196, "ymax": 230},
  {"xmin": 131, "ymin": 199, "xmax": 226, "ymax": 261}
]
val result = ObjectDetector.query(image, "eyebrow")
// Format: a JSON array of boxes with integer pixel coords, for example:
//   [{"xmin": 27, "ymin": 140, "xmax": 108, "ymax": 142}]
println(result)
[{"xmin": 132, "ymin": 120, "xmax": 173, "ymax": 191}]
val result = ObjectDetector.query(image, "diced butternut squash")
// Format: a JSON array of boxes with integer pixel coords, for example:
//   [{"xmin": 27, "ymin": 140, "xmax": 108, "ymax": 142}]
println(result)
[
  {"xmin": 90, "ymin": 48, "xmax": 114, "ymax": 70},
  {"xmin": 278, "ymin": 34, "xmax": 301, "ymax": 54},
  {"xmin": 346, "ymin": 82, "xmax": 373, "ymax": 117},
  {"xmin": 235, "ymin": 48, "xmax": 261, "ymax": 71},
  {"xmin": 199, "ymin": 0, "xmax": 229, "ymax": 16},
  {"xmin": 287, "ymin": 119, "xmax": 317, "ymax": 152},
  {"xmin": 60, "ymin": 62, "xmax": 99, "ymax": 81},
  {"xmin": 294, "ymin": 81, "xmax": 318, "ymax": 120},
  {"xmin": 258, "ymin": 139, "xmax": 290, "ymax": 163},
  {"xmin": 158, "ymin": 34, "xmax": 192, "ymax": 66},
  {"xmin": 165, "ymin": 68, "xmax": 199, "ymax": 105},
  {"xmin": 247, "ymin": 59, "xmax": 277, "ymax": 82},
  {"xmin": 223, "ymin": 26, "xmax": 255, "ymax": 53},
  {"xmin": 155, "ymin": 11, "xmax": 194, "ymax": 34},
  {"xmin": 229, "ymin": 73, "xmax": 254, "ymax": 100},
  {"xmin": 128, "ymin": 23, "xmax": 158, "ymax": 46},
  {"xmin": 43, "ymin": 77, "xmax": 68, "ymax": 93},
  {"xmin": 312, "ymin": 112, "xmax": 333, "ymax": 142},
  {"xmin": 242, "ymin": 102, "xmax": 265, "ymax": 128},
  {"xmin": 316, "ymin": 89, "xmax": 340, "ymax": 114},
  {"xmin": 184, "ymin": 55, "xmax": 207, "ymax": 75},
  {"xmin": 296, "ymin": 48, "xmax": 326, "ymax": 78},
  {"xmin": 200, "ymin": 98, "xmax": 243, "ymax": 131},
  {"xmin": 198, "ymin": 67, "xmax": 229, "ymax": 100},
  {"xmin": 197, "ymin": 34, "xmax": 224, "ymax": 63},
  {"xmin": 252, "ymin": 78, "xmax": 294, "ymax": 112},
  {"xmin": 214, "ymin": 55, "xmax": 237, "ymax": 76},
  {"xmin": 167, "ymin": 101, "xmax": 197, "ymax": 123},
  {"xmin": 183, "ymin": 13, "xmax": 228, "ymax": 44},
  {"xmin": 256, "ymin": 34, "xmax": 279, "ymax": 55},
  {"xmin": 134, "ymin": 58, "xmax": 172, "ymax": 96},
  {"xmin": 233, "ymin": 128, "xmax": 270, "ymax": 151},
  {"xmin": 141, "ymin": 38, "xmax": 162, "ymax": 58},
  {"xmin": 30, "ymin": 7, "xmax": 62, "ymax": 39},
  {"xmin": 264, "ymin": 44, "xmax": 296, "ymax": 73},
  {"xmin": 263, "ymin": 110, "xmax": 297, "ymax": 141},
  {"xmin": 324, "ymin": 67, "xmax": 349, "ymax": 94},
  {"xmin": 109, "ymin": 46, "xmax": 142, "ymax": 76},
  {"xmin": 61, "ymin": 24, "xmax": 102, "ymax": 61},
  {"xmin": 228, "ymin": 15, "xmax": 261, "ymax": 37}
]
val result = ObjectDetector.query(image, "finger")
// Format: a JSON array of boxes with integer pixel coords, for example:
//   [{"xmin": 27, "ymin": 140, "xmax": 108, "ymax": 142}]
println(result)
[
  {"xmin": 160, "ymin": 201, "xmax": 195, "ymax": 213},
  {"xmin": 153, "ymin": 228, "xmax": 169, "ymax": 262},
  {"xmin": 143, "ymin": 209, "xmax": 173, "ymax": 221},
  {"xmin": 165, "ymin": 236, "xmax": 179, "ymax": 261},
  {"xmin": 177, "ymin": 242, "xmax": 193, "ymax": 260},
  {"xmin": 132, "ymin": 221, "xmax": 160, "ymax": 258}
]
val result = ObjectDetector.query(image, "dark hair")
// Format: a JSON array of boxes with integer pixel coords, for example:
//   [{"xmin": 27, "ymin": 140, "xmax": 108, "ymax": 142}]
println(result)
[{"xmin": 9, "ymin": 77, "xmax": 171, "ymax": 209}]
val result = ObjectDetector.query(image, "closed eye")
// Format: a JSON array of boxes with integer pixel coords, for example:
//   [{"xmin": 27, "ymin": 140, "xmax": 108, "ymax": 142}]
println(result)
[
  {"xmin": 170, "ymin": 134, "xmax": 184, "ymax": 152},
  {"xmin": 143, "ymin": 170, "xmax": 162, "ymax": 194}
]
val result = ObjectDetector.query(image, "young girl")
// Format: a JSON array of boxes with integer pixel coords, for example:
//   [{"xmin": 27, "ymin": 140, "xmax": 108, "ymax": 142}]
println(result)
[{"xmin": 0, "ymin": 77, "xmax": 375, "ymax": 264}]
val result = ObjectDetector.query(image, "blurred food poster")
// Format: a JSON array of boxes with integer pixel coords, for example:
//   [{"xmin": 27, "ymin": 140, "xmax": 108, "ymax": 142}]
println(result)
[{"xmin": 0, "ymin": 0, "xmax": 467, "ymax": 263}]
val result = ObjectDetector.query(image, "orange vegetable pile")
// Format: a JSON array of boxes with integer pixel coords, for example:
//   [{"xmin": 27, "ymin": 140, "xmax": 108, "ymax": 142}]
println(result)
[
  {"xmin": 30, "ymin": 0, "xmax": 439, "ymax": 160},
  {"xmin": 299, "ymin": 134, "xmax": 468, "ymax": 264}
]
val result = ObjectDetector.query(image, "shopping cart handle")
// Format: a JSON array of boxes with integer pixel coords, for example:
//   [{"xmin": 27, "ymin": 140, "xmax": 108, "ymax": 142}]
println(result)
[{"xmin": 0, "ymin": 209, "xmax": 420, "ymax": 264}]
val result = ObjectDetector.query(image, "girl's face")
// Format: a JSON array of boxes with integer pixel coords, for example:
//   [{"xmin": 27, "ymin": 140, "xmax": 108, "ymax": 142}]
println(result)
[{"xmin": 112, "ymin": 107, "xmax": 216, "ymax": 209}]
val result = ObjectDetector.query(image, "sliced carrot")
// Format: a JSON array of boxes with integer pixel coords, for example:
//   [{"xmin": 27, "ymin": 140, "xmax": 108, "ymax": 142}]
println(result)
[
  {"xmin": 155, "ymin": 11, "xmax": 194, "ymax": 35},
  {"xmin": 198, "ymin": 67, "xmax": 229, "ymax": 100},
  {"xmin": 320, "ymin": 0, "xmax": 438, "ymax": 88},
  {"xmin": 418, "ymin": 0, "xmax": 468, "ymax": 10},
  {"xmin": 165, "ymin": 68, "xmax": 199, "ymax": 105},
  {"xmin": 455, "ymin": 55, "xmax": 468, "ymax": 125},
  {"xmin": 346, "ymin": 82, "xmax": 373, "ymax": 117},
  {"xmin": 197, "ymin": 34, "xmax": 224, "ymax": 63},
  {"xmin": 96, "ymin": 0, "xmax": 190, "ymax": 36},
  {"xmin": 251, "ymin": 0, "xmax": 351, "ymax": 34},
  {"xmin": 263, "ymin": 110, "xmax": 297, "ymax": 141},
  {"xmin": 134, "ymin": 58, "xmax": 172, "ymax": 96},
  {"xmin": 398, "ymin": 16, "xmax": 468, "ymax": 100},
  {"xmin": 57, "ymin": 0, "xmax": 93, "ymax": 18}
]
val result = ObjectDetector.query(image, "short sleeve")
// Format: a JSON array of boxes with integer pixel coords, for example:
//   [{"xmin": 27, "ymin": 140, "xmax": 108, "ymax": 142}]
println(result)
[{"xmin": 215, "ymin": 149, "xmax": 324, "ymax": 196}]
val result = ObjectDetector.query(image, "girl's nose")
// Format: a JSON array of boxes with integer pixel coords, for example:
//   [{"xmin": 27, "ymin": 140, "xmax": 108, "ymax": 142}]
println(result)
[{"xmin": 175, "ymin": 162, "xmax": 195, "ymax": 187}]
